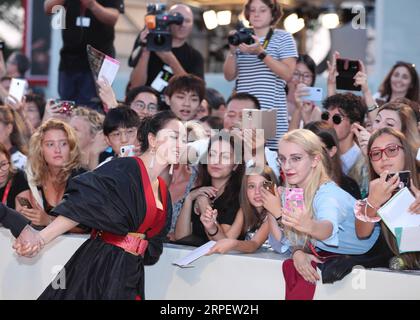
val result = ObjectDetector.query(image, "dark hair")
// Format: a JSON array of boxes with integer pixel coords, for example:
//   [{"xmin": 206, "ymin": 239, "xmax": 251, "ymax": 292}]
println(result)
[
  {"xmin": 366, "ymin": 127, "xmax": 420, "ymax": 269},
  {"xmin": 205, "ymin": 88, "xmax": 226, "ymax": 111},
  {"xmin": 1, "ymin": 76, "xmax": 11, "ymax": 82},
  {"xmin": 125, "ymin": 85, "xmax": 161, "ymax": 108},
  {"xmin": 200, "ymin": 116, "xmax": 224, "ymax": 130},
  {"xmin": 297, "ymin": 54, "xmax": 317, "ymax": 86},
  {"xmin": 164, "ymin": 74, "xmax": 206, "ymax": 102},
  {"xmin": 379, "ymin": 61, "xmax": 419, "ymax": 102},
  {"xmin": 244, "ymin": 0, "xmax": 283, "ymax": 25},
  {"xmin": 10, "ymin": 52, "xmax": 31, "ymax": 77},
  {"xmin": 137, "ymin": 110, "xmax": 178, "ymax": 153},
  {"xmin": 304, "ymin": 121, "xmax": 344, "ymax": 187},
  {"xmin": 103, "ymin": 106, "xmax": 141, "ymax": 136},
  {"xmin": 323, "ymin": 93, "xmax": 366, "ymax": 125},
  {"xmin": 197, "ymin": 132, "xmax": 245, "ymax": 217},
  {"xmin": 226, "ymin": 92, "xmax": 261, "ymax": 110},
  {"xmin": 24, "ymin": 93, "xmax": 46, "ymax": 119}
]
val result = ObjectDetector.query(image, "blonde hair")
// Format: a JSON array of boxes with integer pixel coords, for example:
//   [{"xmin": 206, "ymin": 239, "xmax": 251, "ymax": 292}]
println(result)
[
  {"xmin": 280, "ymin": 129, "xmax": 331, "ymax": 248},
  {"xmin": 0, "ymin": 105, "xmax": 28, "ymax": 155},
  {"xmin": 28, "ymin": 119, "xmax": 81, "ymax": 186},
  {"xmin": 71, "ymin": 106, "xmax": 104, "ymax": 136},
  {"xmin": 377, "ymin": 102, "xmax": 420, "ymax": 149}
]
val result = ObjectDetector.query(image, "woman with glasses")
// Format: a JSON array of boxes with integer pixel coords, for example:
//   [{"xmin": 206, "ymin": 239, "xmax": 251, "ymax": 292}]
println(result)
[
  {"xmin": 125, "ymin": 85, "xmax": 161, "ymax": 120},
  {"xmin": 0, "ymin": 105, "xmax": 28, "ymax": 171},
  {"xmin": 355, "ymin": 127, "xmax": 420, "ymax": 270},
  {"xmin": 224, "ymin": 0, "xmax": 298, "ymax": 150},
  {"xmin": 23, "ymin": 119, "xmax": 85, "ymax": 228},
  {"xmin": 0, "ymin": 143, "xmax": 31, "ymax": 210},
  {"xmin": 266, "ymin": 129, "xmax": 381, "ymax": 299},
  {"xmin": 288, "ymin": 54, "xmax": 322, "ymax": 130}
]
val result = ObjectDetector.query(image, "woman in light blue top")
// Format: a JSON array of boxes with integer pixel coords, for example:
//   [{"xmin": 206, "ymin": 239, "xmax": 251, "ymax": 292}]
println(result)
[{"xmin": 264, "ymin": 129, "xmax": 379, "ymax": 283}]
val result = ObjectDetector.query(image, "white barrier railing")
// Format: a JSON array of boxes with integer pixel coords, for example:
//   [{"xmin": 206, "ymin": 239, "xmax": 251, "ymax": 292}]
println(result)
[{"xmin": 1, "ymin": 228, "xmax": 419, "ymax": 300}]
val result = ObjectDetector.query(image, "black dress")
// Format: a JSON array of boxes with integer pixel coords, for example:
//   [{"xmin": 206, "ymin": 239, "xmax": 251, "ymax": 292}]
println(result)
[{"xmin": 38, "ymin": 157, "xmax": 172, "ymax": 300}]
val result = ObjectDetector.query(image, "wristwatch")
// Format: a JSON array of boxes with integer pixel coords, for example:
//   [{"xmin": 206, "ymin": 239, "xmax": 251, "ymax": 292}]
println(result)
[{"xmin": 257, "ymin": 51, "xmax": 267, "ymax": 61}]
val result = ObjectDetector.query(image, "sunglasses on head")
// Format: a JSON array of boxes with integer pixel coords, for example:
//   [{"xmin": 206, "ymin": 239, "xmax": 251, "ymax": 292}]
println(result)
[{"xmin": 321, "ymin": 111, "xmax": 344, "ymax": 125}]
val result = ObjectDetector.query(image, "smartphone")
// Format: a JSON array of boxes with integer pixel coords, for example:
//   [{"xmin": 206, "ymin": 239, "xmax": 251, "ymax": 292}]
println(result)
[
  {"xmin": 336, "ymin": 58, "xmax": 361, "ymax": 91},
  {"xmin": 386, "ymin": 170, "xmax": 411, "ymax": 190},
  {"xmin": 284, "ymin": 188, "xmax": 304, "ymax": 213},
  {"xmin": 17, "ymin": 197, "xmax": 33, "ymax": 209},
  {"xmin": 263, "ymin": 180, "xmax": 275, "ymax": 195},
  {"xmin": 8, "ymin": 78, "xmax": 28, "ymax": 102},
  {"xmin": 302, "ymin": 87, "xmax": 323, "ymax": 101},
  {"xmin": 120, "ymin": 145, "xmax": 136, "ymax": 157},
  {"xmin": 242, "ymin": 109, "xmax": 277, "ymax": 139},
  {"xmin": 55, "ymin": 100, "xmax": 75, "ymax": 115}
]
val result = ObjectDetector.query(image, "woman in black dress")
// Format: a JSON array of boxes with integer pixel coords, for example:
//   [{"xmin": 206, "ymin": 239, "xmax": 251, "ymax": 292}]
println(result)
[{"xmin": 14, "ymin": 111, "xmax": 186, "ymax": 299}]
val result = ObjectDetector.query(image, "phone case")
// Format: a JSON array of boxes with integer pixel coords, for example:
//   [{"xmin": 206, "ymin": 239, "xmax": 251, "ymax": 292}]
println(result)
[
  {"xmin": 284, "ymin": 188, "xmax": 304, "ymax": 213},
  {"xmin": 263, "ymin": 180, "xmax": 275, "ymax": 195},
  {"xmin": 9, "ymin": 78, "xmax": 28, "ymax": 102},
  {"xmin": 386, "ymin": 171, "xmax": 411, "ymax": 191},
  {"xmin": 336, "ymin": 59, "xmax": 361, "ymax": 91},
  {"xmin": 303, "ymin": 87, "xmax": 323, "ymax": 101},
  {"xmin": 120, "ymin": 145, "xmax": 135, "ymax": 157}
]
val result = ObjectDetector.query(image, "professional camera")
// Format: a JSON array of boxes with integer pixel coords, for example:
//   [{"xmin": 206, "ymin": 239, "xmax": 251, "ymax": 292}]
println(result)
[
  {"xmin": 145, "ymin": 4, "xmax": 184, "ymax": 51},
  {"xmin": 228, "ymin": 28, "xmax": 255, "ymax": 46}
]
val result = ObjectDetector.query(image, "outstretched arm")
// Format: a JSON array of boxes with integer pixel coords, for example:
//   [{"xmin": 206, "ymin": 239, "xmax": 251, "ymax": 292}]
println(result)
[{"xmin": 39, "ymin": 215, "xmax": 79, "ymax": 244}]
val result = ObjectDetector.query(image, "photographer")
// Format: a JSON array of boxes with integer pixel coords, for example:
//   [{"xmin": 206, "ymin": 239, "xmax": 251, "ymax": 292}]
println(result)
[
  {"xmin": 129, "ymin": 4, "xmax": 204, "ymax": 92},
  {"xmin": 223, "ymin": 0, "xmax": 297, "ymax": 150},
  {"xmin": 44, "ymin": 0, "xmax": 125, "ymax": 110}
]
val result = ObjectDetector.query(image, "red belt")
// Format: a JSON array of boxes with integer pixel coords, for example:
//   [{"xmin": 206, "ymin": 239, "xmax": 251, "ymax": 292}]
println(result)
[{"xmin": 91, "ymin": 230, "xmax": 148, "ymax": 256}]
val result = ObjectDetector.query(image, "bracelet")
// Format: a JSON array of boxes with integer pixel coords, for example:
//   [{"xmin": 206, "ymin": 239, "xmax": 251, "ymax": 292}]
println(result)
[
  {"xmin": 367, "ymin": 103, "xmax": 379, "ymax": 112},
  {"xmin": 354, "ymin": 199, "xmax": 382, "ymax": 223},
  {"xmin": 207, "ymin": 226, "xmax": 219, "ymax": 237}
]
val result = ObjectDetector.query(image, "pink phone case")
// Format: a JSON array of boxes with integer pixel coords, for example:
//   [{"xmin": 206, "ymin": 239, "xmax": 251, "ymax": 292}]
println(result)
[{"xmin": 284, "ymin": 188, "xmax": 304, "ymax": 213}]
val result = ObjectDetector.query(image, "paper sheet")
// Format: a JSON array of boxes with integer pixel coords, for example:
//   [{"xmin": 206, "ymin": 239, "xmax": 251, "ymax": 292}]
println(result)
[
  {"xmin": 172, "ymin": 241, "xmax": 216, "ymax": 268},
  {"xmin": 395, "ymin": 226, "xmax": 420, "ymax": 253},
  {"xmin": 98, "ymin": 56, "xmax": 120, "ymax": 85}
]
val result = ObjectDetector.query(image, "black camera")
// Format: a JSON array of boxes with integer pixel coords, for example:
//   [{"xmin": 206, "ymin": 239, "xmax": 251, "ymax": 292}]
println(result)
[
  {"xmin": 145, "ymin": 4, "xmax": 184, "ymax": 52},
  {"xmin": 228, "ymin": 28, "xmax": 255, "ymax": 46}
]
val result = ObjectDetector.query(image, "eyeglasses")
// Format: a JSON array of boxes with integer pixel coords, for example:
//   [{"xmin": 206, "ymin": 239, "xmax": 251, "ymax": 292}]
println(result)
[
  {"xmin": 131, "ymin": 101, "xmax": 158, "ymax": 113},
  {"xmin": 321, "ymin": 111, "xmax": 346, "ymax": 125},
  {"xmin": 369, "ymin": 144, "xmax": 404, "ymax": 162},
  {"xmin": 108, "ymin": 128, "xmax": 137, "ymax": 140},
  {"xmin": 0, "ymin": 161, "xmax": 10, "ymax": 171},
  {"xmin": 276, "ymin": 155, "xmax": 307, "ymax": 167},
  {"xmin": 292, "ymin": 71, "xmax": 313, "ymax": 82}
]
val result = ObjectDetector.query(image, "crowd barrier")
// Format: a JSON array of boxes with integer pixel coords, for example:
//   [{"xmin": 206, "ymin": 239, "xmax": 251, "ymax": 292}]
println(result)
[{"xmin": 0, "ymin": 228, "xmax": 419, "ymax": 300}]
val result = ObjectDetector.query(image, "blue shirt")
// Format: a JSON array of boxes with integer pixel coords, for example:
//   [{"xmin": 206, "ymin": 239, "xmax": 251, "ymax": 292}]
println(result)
[{"xmin": 313, "ymin": 182, "xmax": 380, "ymax": 255}]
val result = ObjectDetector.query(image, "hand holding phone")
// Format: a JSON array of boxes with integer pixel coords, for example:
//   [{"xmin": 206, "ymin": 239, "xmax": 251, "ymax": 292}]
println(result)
[
  {"xmin": 302, "ymin": 87, "xmax": 323, "ymax": 102},
  {"xmin": 8, "ymin": 78, "xmax": 28, "ymax": 102}
]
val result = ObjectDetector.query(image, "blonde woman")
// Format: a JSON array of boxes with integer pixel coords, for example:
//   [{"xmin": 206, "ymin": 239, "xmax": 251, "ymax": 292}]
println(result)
[
  {"xmin": 23, "ymin": 119, "xmax": 85, "ymax": 227},
  {"xmin": 266, "ymin": 129, "xmax": 380, "ymax": 299},
  {"xmin": 69, "ymin": 106, "xmax": 106, "ymax": 170}
]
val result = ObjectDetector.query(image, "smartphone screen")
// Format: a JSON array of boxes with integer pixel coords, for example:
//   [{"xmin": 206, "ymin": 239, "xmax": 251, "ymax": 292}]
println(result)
[
  {"xmin": 17, "ymin": 197, "xmax": 33, "ymax": 209},
  {"xmin": 336, "ymin": 58, "xmax": 361, "ymax": 91},
  {"xmin": 263, "ymin": 180, "xmax": 275, "ymax": 195},
  {"xmin": 386, "ymin": 170, "xmax": 411, "ymax": 190}
]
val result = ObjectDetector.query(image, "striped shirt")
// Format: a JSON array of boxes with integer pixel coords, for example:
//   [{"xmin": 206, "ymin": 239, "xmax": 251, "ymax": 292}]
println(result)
[{"xmin": 236, "ymin": 29, "xmax": 298, "ymax": 150}]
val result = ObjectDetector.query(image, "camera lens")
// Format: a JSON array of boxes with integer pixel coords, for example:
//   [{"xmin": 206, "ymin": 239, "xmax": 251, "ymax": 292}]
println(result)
[
  {"xmin": 228, "ymin": 34, "xmax": 240, "ymax": 46},
  {"xmin": 154, "ymin": 34, "xmax": 166, "ymax": 46}
]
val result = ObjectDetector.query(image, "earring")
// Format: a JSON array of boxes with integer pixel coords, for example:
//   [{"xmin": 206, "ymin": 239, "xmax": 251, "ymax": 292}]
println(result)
[{"xmin": 149, "ymin": 149, "xmax": 155, "ymax": 169}]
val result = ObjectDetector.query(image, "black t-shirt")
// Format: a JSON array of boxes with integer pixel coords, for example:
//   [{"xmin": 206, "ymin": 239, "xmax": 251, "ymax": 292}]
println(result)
[
  {"xmin": 0, "ymin": 170, "xmax": 29, "ymax": 209},
  {"xmin": 340, "ymin": 174, "xmax": 362, "ymax": 200},
  {"xmin": 60, "ymin": 0, "xmax": 125, "ymax": 71},
  {"xmin": 146, "ymin": 42, "xmax": 204, "ymax": 89},
  {"xmin": 190, "ymin": 190, "xmax": 240, "ymax": 244}
]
